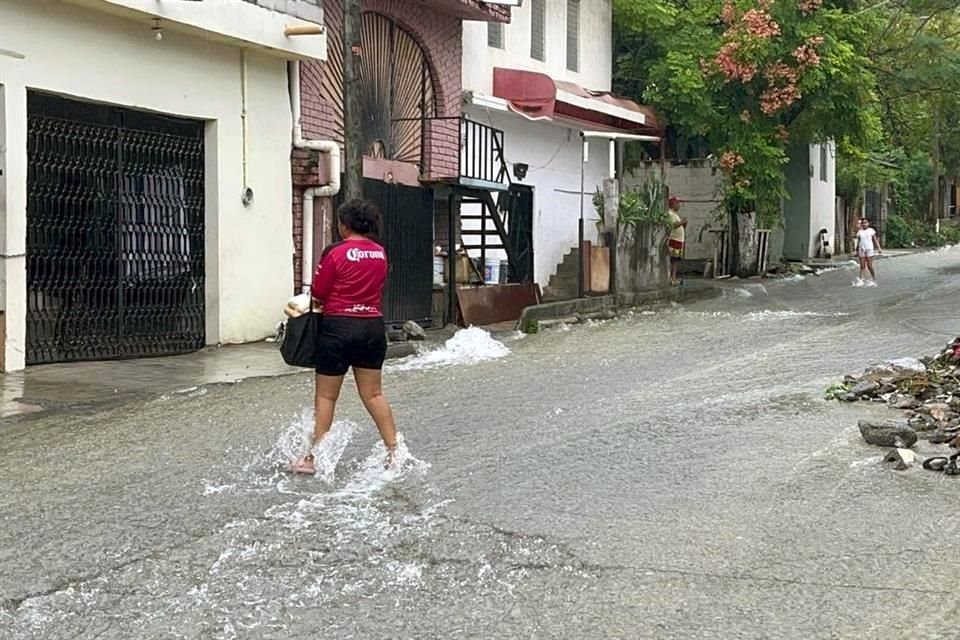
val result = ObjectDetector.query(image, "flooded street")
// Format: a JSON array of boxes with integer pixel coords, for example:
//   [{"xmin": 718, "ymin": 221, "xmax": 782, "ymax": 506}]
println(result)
[{"xmin": 3, "ymin": 250, "xmax": 960, "ymax": 639}]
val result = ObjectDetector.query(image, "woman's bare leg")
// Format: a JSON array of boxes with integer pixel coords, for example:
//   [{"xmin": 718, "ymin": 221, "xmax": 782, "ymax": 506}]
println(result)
[
  {"xmin": 311, "ymin": 374, "xmax": 345, "ymax": 450},
  {"xmin": 353, "ymin": 368, "xmax": 398, "ymax": 456},
  {"xmin": 859, "ymin": 256, "xmax": 866, "ymax": 280}
]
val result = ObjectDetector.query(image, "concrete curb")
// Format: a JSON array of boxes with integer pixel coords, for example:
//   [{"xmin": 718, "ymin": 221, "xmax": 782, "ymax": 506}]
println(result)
[{"xmin": 517, "ymin": 283, "xmax": 723, "ymax": 333}]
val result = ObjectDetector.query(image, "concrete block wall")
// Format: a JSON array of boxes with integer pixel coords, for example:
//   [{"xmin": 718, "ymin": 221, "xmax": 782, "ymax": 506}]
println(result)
[{"xmin": 624, "ymin": 162, "xmax": 725, "ymax": 262}]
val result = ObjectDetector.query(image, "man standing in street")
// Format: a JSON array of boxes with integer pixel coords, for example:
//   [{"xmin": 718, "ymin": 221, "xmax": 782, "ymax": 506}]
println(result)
[{"xmin": 667, "ymin": 196, "xmax": 687, "ymax": 286}]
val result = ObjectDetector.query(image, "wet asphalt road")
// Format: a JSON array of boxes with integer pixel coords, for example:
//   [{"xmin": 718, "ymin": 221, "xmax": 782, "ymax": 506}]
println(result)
[{"xmin": 2, "ymin": 250, "xmax": 960, "ymax": 639}]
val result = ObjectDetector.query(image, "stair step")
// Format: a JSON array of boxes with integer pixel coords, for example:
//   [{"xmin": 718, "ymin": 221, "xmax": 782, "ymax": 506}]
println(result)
[{"xmin": 542, "ymin": 287, "xmax": 579, "ymax": 302}]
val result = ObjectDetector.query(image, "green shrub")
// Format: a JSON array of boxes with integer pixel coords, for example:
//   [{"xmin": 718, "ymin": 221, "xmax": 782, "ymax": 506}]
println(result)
[
  {"xmin": 939, "ymin": 224, "xmax": 960, "ymax": 246},
  {"xmin": 886, "ymin": 214, "xmax": 960, "ymax": 248},
  {"xmin": 592, "ymin": 179, "xmax": 670, "ymax": 228},
  {"xmin": 885, "ymin": 214, "xmax": 913, "ymax": 248}
]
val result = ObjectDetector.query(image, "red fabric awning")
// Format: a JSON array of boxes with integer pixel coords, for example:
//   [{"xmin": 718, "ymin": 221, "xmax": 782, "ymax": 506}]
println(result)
[{"xmin": 492, "ymin": 68, "xmax": 663, "ymax": 134}]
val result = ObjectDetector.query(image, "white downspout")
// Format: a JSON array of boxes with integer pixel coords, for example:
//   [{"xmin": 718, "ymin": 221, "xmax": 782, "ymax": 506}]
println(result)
[
  {"xmin": 240, "ymin": 49, "xmax": 254, "ymax": 205},
  {"xmin": 290, "ymin": 60, "xmax": 342, "ymax": 292}
]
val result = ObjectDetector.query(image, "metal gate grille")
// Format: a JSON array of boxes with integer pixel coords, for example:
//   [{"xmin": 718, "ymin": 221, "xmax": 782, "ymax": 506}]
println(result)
[
  {"xmin": 26, "ymin": 92, "xmax": 205, "ymax": 364},
  {"xmin": 334, "ymin": 179, "xmax": 434, "ymax": 326}
]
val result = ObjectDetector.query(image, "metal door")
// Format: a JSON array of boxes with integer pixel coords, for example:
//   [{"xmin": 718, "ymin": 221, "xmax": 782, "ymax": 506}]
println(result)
[
  {"xmin": 500, "ymin": 184, "xmax": 535, "ymax": 283},
  {"xmin": 26, "ymin": 92, "xmax": 205, "ymax": 364},
  {"xmin": 335, "ymin": 179, "xmax": 434, "ymax": 326}
]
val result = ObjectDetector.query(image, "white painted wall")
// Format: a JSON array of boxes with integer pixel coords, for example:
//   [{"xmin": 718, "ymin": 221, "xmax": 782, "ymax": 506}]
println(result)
[
  {"xmin": 463, "ymin": 106, "xmax": 610, "ymax": 286},
  {"xmin": 0, "ymin": 0, "xmax": 296, "ymax": 369},
  {"xmin": 462, "ymin": 0, "xmax": 613, "ymax": 94},
  {"xmin": 809, "ymin": 142, "xmax": 836, "ymax": 258}
]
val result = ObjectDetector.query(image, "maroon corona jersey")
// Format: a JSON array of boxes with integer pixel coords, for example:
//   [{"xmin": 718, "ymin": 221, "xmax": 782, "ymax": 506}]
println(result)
[{"xmin": 311, "ymin": 237, "xmax": 387, "ymax": 317}]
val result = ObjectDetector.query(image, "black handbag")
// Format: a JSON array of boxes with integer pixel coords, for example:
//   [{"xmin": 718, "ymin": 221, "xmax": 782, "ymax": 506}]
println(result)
[{"xmin": 279, "ymin": 299, "xmax": 321, "ymax": 368}]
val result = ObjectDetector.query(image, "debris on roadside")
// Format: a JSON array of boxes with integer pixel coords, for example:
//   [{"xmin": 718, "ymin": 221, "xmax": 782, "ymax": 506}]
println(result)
[
  {"xmin": 859, "ymin": 419, "xmax": 918, "ymax": 448},
  {"xmin": 883, "ymin": 448, "xmax": 917, "ymax": 470},
  {"xmin": 828, "ymin": 338, "xmax": 960, "ymax": 472}
]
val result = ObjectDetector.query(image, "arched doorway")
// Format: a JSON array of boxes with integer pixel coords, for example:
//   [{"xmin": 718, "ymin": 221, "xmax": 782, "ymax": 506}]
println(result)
[{"xmin": 321, "ymin": 12, "xmax": 438, "ymax": 168}]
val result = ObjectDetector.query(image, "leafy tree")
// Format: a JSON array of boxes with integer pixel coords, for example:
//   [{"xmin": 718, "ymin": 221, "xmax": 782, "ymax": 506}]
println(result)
[{"xmin": 615, "ymin": 0, "xmax": 880, "ymax": 272}]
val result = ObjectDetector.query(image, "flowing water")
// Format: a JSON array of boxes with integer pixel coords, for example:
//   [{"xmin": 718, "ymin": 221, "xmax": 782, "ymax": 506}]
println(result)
[{"xmin": 3, "ymin": 250, "xmax": 960, "ymax": 639}]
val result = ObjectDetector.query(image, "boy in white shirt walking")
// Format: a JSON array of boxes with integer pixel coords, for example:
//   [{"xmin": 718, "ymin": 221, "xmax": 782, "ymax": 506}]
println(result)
[{"xmin": 855, "ymin": 218, "xmax": 881, "ymax": 286}]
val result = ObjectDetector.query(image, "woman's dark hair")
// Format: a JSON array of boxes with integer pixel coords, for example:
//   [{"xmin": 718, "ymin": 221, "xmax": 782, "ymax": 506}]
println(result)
[{"xmin": 337, "ymin": 199, "xmax": 382, "ymax": 238}]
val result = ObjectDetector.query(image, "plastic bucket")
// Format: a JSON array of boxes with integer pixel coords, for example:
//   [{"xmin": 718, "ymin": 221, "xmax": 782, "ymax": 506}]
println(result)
[
  {"xmin": 484, "ymin": 257, "xmax": 501, "ymax": 284},
  {"xmin": 433, "ymin": 255, "xmax": 445, "ymax": 285}
]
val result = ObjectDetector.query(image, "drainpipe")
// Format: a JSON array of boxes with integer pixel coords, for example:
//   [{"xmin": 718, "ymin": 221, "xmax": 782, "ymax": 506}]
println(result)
[
  {"xmin": 289, "ymin": 60, "xmax": 342, "ymax": 292},
  {"xmin": 241, "ymin": 49, "xmax": 253, "ymax": 205}
]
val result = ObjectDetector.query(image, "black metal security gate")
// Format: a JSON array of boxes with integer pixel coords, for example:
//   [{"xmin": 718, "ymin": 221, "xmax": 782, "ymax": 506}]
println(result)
[
  {"xmin": 26, "ymin": 92, "xmax": 205, "ymax": 364},
  {"xmin": 500, "ymin": 184, "xmax": 534, "ymax": 284},
  {"xmin": 335, "ymin": 178, "xmax": 434, "ymax": 326}
]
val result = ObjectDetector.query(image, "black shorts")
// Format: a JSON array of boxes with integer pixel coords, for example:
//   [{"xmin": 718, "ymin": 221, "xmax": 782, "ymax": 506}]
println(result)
[{"xmin": 315, "ymin": 316, "xmax": 387, "ymax": 376}]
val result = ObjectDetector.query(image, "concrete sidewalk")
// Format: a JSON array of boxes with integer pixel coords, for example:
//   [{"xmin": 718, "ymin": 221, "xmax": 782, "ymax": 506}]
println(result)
[
  {"xmin": 517, "ymin": 278, "xmax": 724, "ymax": 332},
  {"xmin": 803, "ymin": 248, "xmax": 923, "ymax": 266},
  {"xmin": 0, "ymin": 333, "xmax": 453, "ymax": 422},
  {"xmin": 0, "ymin": 342, "xmax": 302, "ymax": 421}
]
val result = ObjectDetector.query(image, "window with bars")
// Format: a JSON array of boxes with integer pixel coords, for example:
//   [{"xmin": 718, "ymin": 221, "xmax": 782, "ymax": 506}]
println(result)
[
  {"xmin": 488, "ymin": 21, "xmax": 504, "ymax": 49},
  {"xmin": 566, "ymin": 0, "xmax": 580, "ymax": 71},
  {"xmin": 530, "ymin": 0, "xmax": 546, "ymax": 61}
]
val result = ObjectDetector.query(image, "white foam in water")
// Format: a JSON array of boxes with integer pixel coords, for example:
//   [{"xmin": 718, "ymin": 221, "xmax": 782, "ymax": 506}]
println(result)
[
  {"xmin": 745, "ymin": 310, "xmax": 849, "ymax": 320},
  {"xmin": 849, "ymin": 455, "xmax": 883, "ymax": 468},
  {"xmin": 389, "ymin": 327, "xmax": 510, "ymax": 371},
  {"xmin": 310, "ymin": 420, "xmax": 361, "ymax": 482},
  {"xmin": 783, "ymin": 274, "xmax": 805, "ymax": 283},
  {"xmin": 341, "ymin": 434, "xmax": 430, "ymax": 495},
  {"xmin": 726, "ymin": 283, "xmax": 768, "ymax": 299}
]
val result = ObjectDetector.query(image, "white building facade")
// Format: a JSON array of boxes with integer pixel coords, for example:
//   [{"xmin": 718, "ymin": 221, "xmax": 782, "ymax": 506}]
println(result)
[
  {"xmin": 0, "ymin": 0, "xmax": 326, "ymax": 370},
  {"xmin": 461, "ymin": 0, "xmax": 660, "ymax": 291},
  {"xmin": 783, "ymin": 142, "xmax": 837, "ymax": 260}
]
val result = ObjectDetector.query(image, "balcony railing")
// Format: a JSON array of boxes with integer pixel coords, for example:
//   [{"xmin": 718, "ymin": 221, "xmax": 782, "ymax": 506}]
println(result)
[{"xmin": 459, "ymin": 118, "xmax": 510, "ymax": 189}]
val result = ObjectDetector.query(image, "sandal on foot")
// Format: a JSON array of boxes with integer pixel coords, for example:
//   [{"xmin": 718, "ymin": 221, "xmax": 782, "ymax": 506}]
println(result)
[
  {"xmin": 923, "ymin": 457, "xmax": 949, "ymax": 472},
  {"xmin": 290, "ymin": 454, "xmax": 317, "ymax": 475}
]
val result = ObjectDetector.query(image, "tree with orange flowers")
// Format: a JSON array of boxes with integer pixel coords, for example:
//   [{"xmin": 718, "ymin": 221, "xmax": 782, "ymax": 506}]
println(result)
[{"xmin": 615, "ymin": 0, "xmax": 879, "ymax": 273}]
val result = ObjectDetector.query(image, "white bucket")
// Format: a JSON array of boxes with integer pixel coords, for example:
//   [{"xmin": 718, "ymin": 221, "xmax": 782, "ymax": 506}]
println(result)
[
  {"xmin": 433, "ymin": 255, "xmax": 445, "ymax": 285},
  {"xmin": 484, "ymin": 257, "xmax": 501, "ymax": 284}
]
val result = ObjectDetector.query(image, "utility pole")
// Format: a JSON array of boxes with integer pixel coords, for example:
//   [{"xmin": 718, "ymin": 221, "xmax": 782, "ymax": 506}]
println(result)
[
  {"xmin": 343, "ymin": 0, "xmax": 363, "ymax": 200},
  {"xmin": 932, "ymin": 104, "xmax": 941, "ymax": 227}
]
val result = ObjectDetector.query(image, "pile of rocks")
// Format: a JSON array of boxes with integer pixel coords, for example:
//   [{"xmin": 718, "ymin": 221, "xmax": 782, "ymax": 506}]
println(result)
[{"xmin": 828, "ymin": 338, "xmax": 960, "ymax": 471}]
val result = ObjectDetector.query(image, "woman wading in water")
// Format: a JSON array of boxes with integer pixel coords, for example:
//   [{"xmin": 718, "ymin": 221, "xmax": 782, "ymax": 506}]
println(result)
[{"xmin": 291, "ymin": 199, "xmax": 399, "ymax": 474}]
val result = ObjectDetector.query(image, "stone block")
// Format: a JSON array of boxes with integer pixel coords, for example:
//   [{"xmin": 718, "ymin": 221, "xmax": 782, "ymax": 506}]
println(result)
[
  {"xmin": 858, "ymin": 419, "xmax": 918, "ymax": 448},
  {"xmin": 883, "ymin": 448, "xmax": 917, "ymax": 470}
]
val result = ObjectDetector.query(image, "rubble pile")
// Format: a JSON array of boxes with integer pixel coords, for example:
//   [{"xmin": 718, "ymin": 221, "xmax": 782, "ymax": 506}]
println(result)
[{"xmin": 828, "ymin": 338, "xmax": 960, "ymax": 472}]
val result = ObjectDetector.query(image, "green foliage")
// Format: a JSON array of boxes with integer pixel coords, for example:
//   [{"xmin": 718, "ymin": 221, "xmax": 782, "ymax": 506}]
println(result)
[
  {"xmin": 620, "ymin": 178, "xmax": 670, "ymax": 226},
  {"xmin": 824, "ymin": 382, "xmax": 850, "ymax": 401},
  {"xmin": 613, "ymin": 0, "xmax": 960, "ymax": 233},
  {"xmin": 836, "ymin": 148, "xmax": 895, "ymax": 203},
  {"xmin": 613, "ymin": 0, "xmax": 880, "ymax": 226},
  {"xmin": 886, "ymin": 215, "xmax": 960, "ymax": 248},
  {"xmin": 592, "ymin": 178, "xmax": 671, "ymax": 228},
  {"xmin": 885, "ymin": 214, "xmax": 915, "ymax": 248},
  {"xmin": 889, "ymin": 151, "xmax": 934, "ymax": 221}
]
